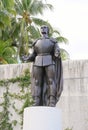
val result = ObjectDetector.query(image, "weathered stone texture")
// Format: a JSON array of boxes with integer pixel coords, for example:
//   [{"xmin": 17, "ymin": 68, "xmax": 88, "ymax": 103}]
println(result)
[{"xmin": 57, "ymin": 60, "xmax": 88, "ymax": 130}]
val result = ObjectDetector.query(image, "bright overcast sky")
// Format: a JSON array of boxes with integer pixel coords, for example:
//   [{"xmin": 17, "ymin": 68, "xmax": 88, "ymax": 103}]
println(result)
[{"xmin": 41, "ymin": 0, "xmax": 88, "ymax": 60}]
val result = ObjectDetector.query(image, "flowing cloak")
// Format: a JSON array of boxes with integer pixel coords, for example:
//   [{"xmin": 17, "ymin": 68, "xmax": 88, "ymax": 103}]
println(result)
[{"xmin": 31, "ymin": 57, "xmax": 63, "ymax": 106}]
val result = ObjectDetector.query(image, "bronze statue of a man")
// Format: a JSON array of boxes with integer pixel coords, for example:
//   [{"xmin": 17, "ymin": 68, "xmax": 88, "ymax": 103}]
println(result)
[{"xmin": 23, "ymin": 25, "xmax": 63, "ymax": 107}]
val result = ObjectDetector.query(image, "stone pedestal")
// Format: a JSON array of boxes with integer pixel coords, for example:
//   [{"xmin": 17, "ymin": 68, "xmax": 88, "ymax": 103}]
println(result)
[{"xmin": 23, "ymin": 106, "xmax": 62, "ymax": 130}]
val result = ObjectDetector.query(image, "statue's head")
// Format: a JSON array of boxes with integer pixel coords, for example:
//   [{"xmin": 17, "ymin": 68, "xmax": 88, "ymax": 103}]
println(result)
[{"xmin": 40, "ymin": 25, "xmax": 49, "ymax": 35}]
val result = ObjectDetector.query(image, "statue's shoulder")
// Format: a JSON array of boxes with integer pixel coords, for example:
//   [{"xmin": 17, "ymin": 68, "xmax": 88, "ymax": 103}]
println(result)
[
  {"xmin": 32, "ymin": 38, "xmax": 40, "ymax": 46},
  {"xmin": 50, "ymin": 37, "xmax": 57, "ymax": 44}
]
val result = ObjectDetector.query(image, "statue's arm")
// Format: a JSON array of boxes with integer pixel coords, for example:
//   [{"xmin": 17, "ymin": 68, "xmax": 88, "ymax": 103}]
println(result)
[
  {"xmin": 54, "ymin": 43, "xmax": 61, "ymax": 58},
  {"xmin": 22, "ymin": 47, "xmax": 37, "ymax": 62},
  {"xmin": 28, "ymin": 49, "xmax": 37, "ymax": 61},
  {"xmin": 50, "ymin": 37, "xmax": 61, "ymax": 58},
  {"xmin": 22, "ymin": 39, "xmax": 38, "ymax": 62}
]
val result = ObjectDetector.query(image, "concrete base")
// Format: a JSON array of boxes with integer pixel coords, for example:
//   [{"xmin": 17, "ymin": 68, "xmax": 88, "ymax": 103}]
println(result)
[{"xmin": 23, "ymin": 106, "xmax": 62, "ymax": 130}]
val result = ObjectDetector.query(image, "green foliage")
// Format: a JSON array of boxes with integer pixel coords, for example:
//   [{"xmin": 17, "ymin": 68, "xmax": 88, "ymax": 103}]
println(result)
[
  {"xmin": 0, "ymin": 0, "xmax": 69, "ymax": 64},
  {"xmin": 0, "ymin": 40, "xmax": 17, "ymax": 64},
  {"xmin": 0, "ymin": 87, "xmax": 13, "ymax": 130},
  {"xmin": 0, "ymin": 0, "xmax": 17, "ymax": 64},
  {"xmin": 2, "ymin": 0, "xmax": 15, "ymax": 8},
  {"xmin": 27, "ymin": 25, "xmax": 41, "ymax": 39},
  {"xmin": 0, "ymin": 0, "xmax": 16, "ymax": 29},
  {"xmin": 0, "ymin": 69, "xmax": 31, "ymax": 88},
  {"xmin": 14, "ymin": 0, "xmax": 54, "ymax": 61},
  {"xmin": 60, "ymin": 48, "xmax": 70, "ymax": 60},
  {"xmin": 0, "ymin": 10, "xmax": 11, "ymax": 28},
  {"xmin": 56, "ymin": 36, "xmax": 68, "ymax": 44},
  {"xmin": 0, "ymin": 68, "xmax": 33, "ymax": 130}
]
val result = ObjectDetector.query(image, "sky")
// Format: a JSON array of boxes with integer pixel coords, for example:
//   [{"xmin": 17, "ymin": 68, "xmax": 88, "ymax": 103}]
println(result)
[{"xmin": 41, "ymin": 0, "xmax": 88, "ymax": 60}]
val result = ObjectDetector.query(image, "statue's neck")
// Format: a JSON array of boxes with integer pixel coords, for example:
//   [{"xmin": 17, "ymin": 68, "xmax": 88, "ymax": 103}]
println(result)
[{"xmin": 42, "ymin": 34, "xmax": 49, "ymax": 38}]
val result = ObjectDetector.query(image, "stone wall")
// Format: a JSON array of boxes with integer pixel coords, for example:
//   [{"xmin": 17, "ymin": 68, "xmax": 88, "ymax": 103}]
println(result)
[
  {"xmin": 0, "ymin": 60, "xmax": 88, "ymax": 130},
  {"xmin": 0, "ymin": 63, "xmax": 31, "ymax": 130},
  {"xmin": 57, "ymin": 60, "xmax": 88, "ymax": 130}
]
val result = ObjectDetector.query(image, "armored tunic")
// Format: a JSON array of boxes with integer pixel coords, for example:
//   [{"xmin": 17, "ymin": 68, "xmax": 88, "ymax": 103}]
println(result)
[{"xmin": 29, "ymin": 37, "xmax": 60, "ymax": 66}]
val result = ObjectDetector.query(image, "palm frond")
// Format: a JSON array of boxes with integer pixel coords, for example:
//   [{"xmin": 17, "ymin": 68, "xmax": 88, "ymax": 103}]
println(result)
[
  {"xmin": 60, "ymin": 48, "xmax": 70, "ymax": 60},
  {"xmin": 10, "ymin": 21, "xmax": 20, "ymax": 38},
  {"xmin": 15, "ymin": 0, "xmax": 23, "ymax": 15},
  {"xmin": 32, "ymin": 17, "xmax": 48, "ymax": 26},
  {"xmin": 0, "ymin": 57, "xmax": 8, "ymax": 64},
  {"xmin": 2, "ymin": 47, "xmax": 16, "ymax": 57},
  {"xmin": 0, "ymin": 39, "xmax": 12, "ymax": 53},
  {"xmin": 56, "ymin": 36, "xmax": 68, "ymax": 44},
  {"xmin": 45, "ymin": 4, "xmax": 53, "ymax": 10},
  {"xmin": 0, "ymin": 21, "xmax": 4, "ymax": 29},
  {"xmin": 32, "ymin": 17, "xmax": 53, "ymax": 34},
  {"xmin": 7, "ymin": 8, "xmax": 16, "ymax": 16},
  {"xmin": 0, "ymin": 39, "xmax": 17, "ymax": 64},
  {"xmin": 21, "ymin": 0, "xmax": 31, "ymax": 11},
  {"xmin": 1, "ymin": 0, "xmax": 14, "ymax": 8},
  {"xmin": 0, "ymin": 1, "xmax": 3, "ymax": 8},
  {"xmin": 4, "ymin": 57, "xmax": 17, "ymax": 64},
  {"xmin": 0, "ymin": 10, "xmax": 11, "ymax": 27},
  {"xmin": 27, "ymin": 25, "xmax": 41, "ymax": 39},
  {"xmin": 29, "ymin": 0, "xmax": 53, "ymax": 15},
  {"xmin": 52, "ymin": 30, "xmax": 60, "ymax": 35}
]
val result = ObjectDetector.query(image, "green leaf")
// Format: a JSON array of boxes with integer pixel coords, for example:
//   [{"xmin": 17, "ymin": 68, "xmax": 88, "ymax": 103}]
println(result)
[
  {"xmin": 0, "ymin": 21, "xmax": 4, "ymax": 29},
  {"xmin": 2, "ymin": 0, "xmax": 14, "ymax": 8},
  {"xmin": 11, "ymin": 22, "xmax": 20, "ymax": 38},
  {"xmin": 21, "ymin": 0, "xmax": 28, "ymax": 10},
  {"xmin": 0, "ymin": 10, "xmax": 11, "ymax": 27},
  {"xmin": 0, "ymin": 1, "xmax": 3, "ymax": 9},
  {"xmin": 15, "ymin": 0, "xmax": 23, "ymax": 15},
  {"xmin": 7, "ymin": 8, "xmax": 16, "ymax": 16},
  {"xmin": 0, "ymin": 39, "xmax": 12, "ymax": 54},
  {"xmin": 12, "ymin": 120, "xmax": 17, "ymax": 126},
  {"xmin": 0, "ymin": 40, "xmax": 7, "ymax": 54},
  {"xmin": 0, "ymin": 39, "xmax": 17, "ymax": 64},
  {"xmin": 2, "ymin": 47, "xmax": 16, "ymax": 57},
  {"xmin": 53, "ymin": 30, "xmax": 60, "ymax": 35},
  {"xmin": 60, "ymin": 48, "xmax": 70, "ymax": 60},
  {"xmin": 32, "ymin": 17, "xmax": 49, "ymax": 26},
  {"xmin": 45, "ymin": 4, "xmax": 53, "ymax": 10},
  {"xmin": 27, "ymin": 25, "xmax": 40, "ymax": 39},
  {"xmin": 4, "ymin": 57, "xmax": 17, "ymax": 64},
  {"xmin": 56, "ymin": 36, "xmax": 68, "ymax": 44},
  {"xmin": 29, "ymin": 0, "xmax": 53, "ymax": 15}
]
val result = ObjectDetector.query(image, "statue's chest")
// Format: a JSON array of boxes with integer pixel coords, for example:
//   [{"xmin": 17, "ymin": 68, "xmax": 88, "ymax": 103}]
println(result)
[{"xmin": 35, "ymin": 39, "xmax": 54, "ymax": 52}]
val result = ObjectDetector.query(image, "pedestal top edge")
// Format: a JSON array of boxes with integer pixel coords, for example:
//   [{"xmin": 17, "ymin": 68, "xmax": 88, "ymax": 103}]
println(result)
[{"xmin": 24, "ymin": 106, "xmax": 61, "ymax": 112}]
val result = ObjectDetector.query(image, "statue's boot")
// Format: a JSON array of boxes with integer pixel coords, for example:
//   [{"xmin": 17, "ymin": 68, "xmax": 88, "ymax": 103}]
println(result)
[
  {"xmin": 49, "ymin": 96, "xmax": 56, "ymax": 107},
  {"xmin": 33, "ymin": 96, "xmax": 40, "ymax": 106}
]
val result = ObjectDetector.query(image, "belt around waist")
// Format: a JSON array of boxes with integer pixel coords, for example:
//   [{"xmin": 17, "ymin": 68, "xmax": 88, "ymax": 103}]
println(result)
[{"xmin": 38, "ymin": 53, "xmax": 51, "ymax": 56}]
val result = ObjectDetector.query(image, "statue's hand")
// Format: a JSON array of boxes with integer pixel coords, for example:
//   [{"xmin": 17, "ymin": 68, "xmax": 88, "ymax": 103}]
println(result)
[
  {"xmin": 55, "ymin": 51, "xmax": 61, "ymax": 58},
  {"xmin": 21, "ymin": 55, "xmax": 29, "ymax": 61}
]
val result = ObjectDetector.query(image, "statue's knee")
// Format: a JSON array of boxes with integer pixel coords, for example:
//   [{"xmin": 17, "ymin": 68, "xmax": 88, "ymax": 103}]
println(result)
[
  {"xmin": 35, "ymin": 79, "xmax": 39, "ymax": 86},
  {"xmin": 48, "ymin": 78, "xmax": 53, "ymax": 85}
]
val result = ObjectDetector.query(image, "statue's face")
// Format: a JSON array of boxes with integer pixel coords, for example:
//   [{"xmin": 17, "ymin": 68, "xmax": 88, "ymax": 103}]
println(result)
[{"xmin": 41, "ymin": 25, "xmax": 49, "ymax": 35}]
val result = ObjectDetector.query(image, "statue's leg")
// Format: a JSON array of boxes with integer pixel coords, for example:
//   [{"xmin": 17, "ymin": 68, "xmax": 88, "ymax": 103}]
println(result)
[
  {"xmin": 45, "ymin": 65, "xmax": 56, "ymax": 107},
  {"xmin": 32, "ymin": 66, "xmax": 43, "ymax": 106}
]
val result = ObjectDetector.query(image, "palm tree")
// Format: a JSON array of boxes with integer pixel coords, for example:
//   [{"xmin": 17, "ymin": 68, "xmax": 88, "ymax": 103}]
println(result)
[
  {"xmin": 13, "ymin": 0, "xmax": 53, "ymax": 61},
  {"xmin": 0, "ymin": 0, "xmax": 69, "ymax": 63},
  {"xmin": 14, "ymin": 0, "xmax": 69, "ymax": 61}
]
